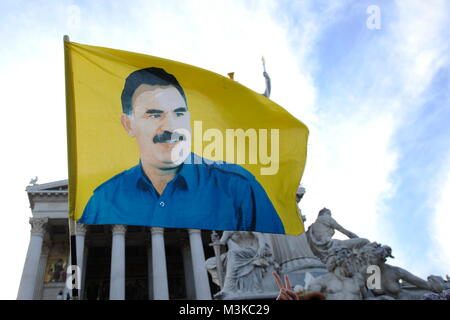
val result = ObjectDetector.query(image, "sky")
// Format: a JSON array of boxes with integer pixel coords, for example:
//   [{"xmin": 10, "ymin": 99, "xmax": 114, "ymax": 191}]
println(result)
[{"xmin": 0, "ymin": 0, "xmax": 449, "ymax": 299}]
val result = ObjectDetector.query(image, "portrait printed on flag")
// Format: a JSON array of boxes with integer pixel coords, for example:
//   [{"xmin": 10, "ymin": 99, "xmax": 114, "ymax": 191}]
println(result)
[
  {"xmin": 66, "ymin": 42, "xmax": 308, "ymax": 235},
  {"xmin": 78, "ymin": 67, "xmax": 284, "ymax": 233}
]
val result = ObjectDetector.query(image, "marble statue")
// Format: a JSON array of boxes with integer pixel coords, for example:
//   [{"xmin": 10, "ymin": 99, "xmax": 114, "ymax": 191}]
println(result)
[
  {"xmin": 426, "ymin": 274, "xmax": 450, "ymax": 292},
  {"xmin": 306, "ymin": 208, "xmax": 370, "ymax": 262},
  {"xmin": 204, "ymin": 186, "xmax": 449, "ymax": 300},
  {"xmin": 358, "ymin": 242, "xmax": 441, "ymax": 300},
  {"xmin": 421, "ymin": 275, "xmax": 450, "ymax": 300},
  {"xmin": 306, "ymin": 247, "xmax": 367, "ymax": 300},
  {"xmin": 261, "ymin": 57, "xmax": 271, "ymax": 98},
  {"xmin": 422, "ymin": 274, "xmax": 450, "ymax": 300},
  {"xmin": 268, "ymin": 187, "xmax": 324, "ymax": 274},
  {"xmin": 206, "ymin": 231, "xmax": 275, "ymax": 299},
  {"xmin": 29, "ymin": 176, "xmax": 38, "ymax": 185}
]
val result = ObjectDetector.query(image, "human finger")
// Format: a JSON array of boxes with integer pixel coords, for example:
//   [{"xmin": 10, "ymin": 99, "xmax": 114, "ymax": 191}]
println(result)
[
  {"xmin": 285, "ymin": 290, "xmax": 294, "ymax": 300},
  {"xmin": 280, "ymin": 289, "xmax": 292, "ymax": 300},
  {"xmin": 273, "ymin": 272, "xmax": 284, "ymax": 289},
  {"xmin": 276, "ymin": 289, "xmax": 287, "ymax": 300},
  {"xmin": 284, "ymin": 274, "xmax": 292, "ymax": 291},
  {"xmin": 286, "ymin": 289, "xmax": 298, "ymax": 300}
]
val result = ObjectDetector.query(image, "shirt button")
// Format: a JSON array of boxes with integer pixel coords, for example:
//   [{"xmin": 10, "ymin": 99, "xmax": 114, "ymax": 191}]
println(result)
[{"xmin": 159, "ymin": 201, "xmax": 165, "ymax": 207}]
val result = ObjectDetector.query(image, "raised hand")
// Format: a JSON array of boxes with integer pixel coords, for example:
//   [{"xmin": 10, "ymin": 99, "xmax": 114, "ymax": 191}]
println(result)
[{"xmin": 273, "ymin": 272, "xmax": 298, "ymax": 300}]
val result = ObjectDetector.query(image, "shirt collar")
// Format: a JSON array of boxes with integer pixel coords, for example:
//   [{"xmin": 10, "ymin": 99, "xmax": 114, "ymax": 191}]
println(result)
[
  {"xmin": 135, "ymin": 153, "xmax": 198, "ymax": 192},
  {"xmin": 176, "ymin": 153, "xmax": 198, "ymax": 190}
]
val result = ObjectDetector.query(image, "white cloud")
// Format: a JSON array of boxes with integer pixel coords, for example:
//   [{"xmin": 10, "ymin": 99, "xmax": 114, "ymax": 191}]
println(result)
[
  {"xmin": 428, "ymin": 156, "xmax": 450, "ymax": 276},
  {"xmin": 300, "ymin": 0, "xmax": 450, "ymax": 281},
  {"xmin": 301, "ymin": 111, "xmax": 399, "ymax": 243},
  {"xmin": 0, "ymin": 40, "xmax": 68, "ymax": 299}
]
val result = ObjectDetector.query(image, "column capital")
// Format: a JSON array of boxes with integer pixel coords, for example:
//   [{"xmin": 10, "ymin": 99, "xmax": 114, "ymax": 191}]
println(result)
[
  {"xmin": 29, "ymin": 217, "xmax": 48, "ymax": 236},
  {"xmin": 75, "ymin": 222, "xmax": 88, "ymax": 236},
  {"xmin": 151, "ymin": 227, "xmax": 164, "ymax": 235},
  {"xmin": 112, "ymin": 224, "xmax": 127, "ymax": 235},
  {"xmin": 188, "ymin": 229, "xmax": 201, "ymax": 235}
]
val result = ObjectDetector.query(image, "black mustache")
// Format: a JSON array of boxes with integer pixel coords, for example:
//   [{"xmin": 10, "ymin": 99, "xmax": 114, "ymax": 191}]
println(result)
[{"xmin": 153, "ymin": 131, "xmax": 186, "ymax": 143}]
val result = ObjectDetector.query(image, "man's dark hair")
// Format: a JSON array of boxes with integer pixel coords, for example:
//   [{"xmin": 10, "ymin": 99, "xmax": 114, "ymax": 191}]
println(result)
[{"xmin": 121, "ymin": 67, "xmax": 187, "ymax": 115}]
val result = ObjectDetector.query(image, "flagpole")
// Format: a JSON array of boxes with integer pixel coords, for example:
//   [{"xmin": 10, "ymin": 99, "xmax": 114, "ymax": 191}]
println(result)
[
  {"xmin": 69, "ymin": 219, "xmax": 79, "ymax": 300},
  {"xmin": 64, "ymin": 34, "xmax": 79, "ymax": 300}
]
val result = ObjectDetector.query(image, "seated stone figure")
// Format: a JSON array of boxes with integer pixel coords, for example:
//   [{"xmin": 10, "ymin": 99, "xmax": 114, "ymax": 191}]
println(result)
[{"xmin": 306, "ymin": 208, "xmax": 370, "ymax": 262}]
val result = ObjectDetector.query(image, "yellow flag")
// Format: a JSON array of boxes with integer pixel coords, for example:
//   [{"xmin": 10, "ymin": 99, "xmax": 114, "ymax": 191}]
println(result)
[{"xmin": 65, "ymin": 40, "xmax": 308, "ymax": 235}]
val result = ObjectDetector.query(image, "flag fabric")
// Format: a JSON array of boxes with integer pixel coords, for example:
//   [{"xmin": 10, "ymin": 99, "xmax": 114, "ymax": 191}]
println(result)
[{"xmin": 64, "ymin": 40, "xmax": 308, "ymax": 235}]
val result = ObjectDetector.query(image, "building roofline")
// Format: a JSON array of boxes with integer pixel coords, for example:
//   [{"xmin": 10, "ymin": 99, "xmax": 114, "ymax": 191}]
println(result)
[{"xmin": 26, "ymin": 179, "xmax": 68, "ymax": 193}]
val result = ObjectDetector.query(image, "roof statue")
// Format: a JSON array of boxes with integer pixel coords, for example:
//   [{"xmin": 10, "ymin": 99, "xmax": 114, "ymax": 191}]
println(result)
[
  {"xmin": 29, "ymin": 176, "xmax": 38, "ymax": 186},
  {"xmin": 262, "ymin": 56, "xmax": 271, "ymax": 98}
]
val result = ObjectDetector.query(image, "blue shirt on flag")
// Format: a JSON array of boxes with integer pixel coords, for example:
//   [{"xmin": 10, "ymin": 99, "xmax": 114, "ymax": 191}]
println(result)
[{"xmin": 78, "ymin": 153, "xmax": 285, "ymax": 234}]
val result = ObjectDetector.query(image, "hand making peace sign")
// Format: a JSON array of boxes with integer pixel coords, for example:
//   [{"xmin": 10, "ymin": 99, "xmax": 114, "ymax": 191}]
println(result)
[{"xmin": 273, "ymin": 272, "xmax": 298, "ymax": 300}]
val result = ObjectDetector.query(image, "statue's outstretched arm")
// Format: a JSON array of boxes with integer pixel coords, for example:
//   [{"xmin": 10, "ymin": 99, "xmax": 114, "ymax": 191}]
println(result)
[
  {"xmin": 393, "ymin": 266, "xmax": 430, "ymax": 290},
  {"xmin": 327, "ymin": 217, "xmax": 358, "ymax": 238}
]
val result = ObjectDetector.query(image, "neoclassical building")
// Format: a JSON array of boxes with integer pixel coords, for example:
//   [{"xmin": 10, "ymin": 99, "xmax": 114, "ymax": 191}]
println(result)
[
  {"xmin": 17, "ymin": 180, "xmax": 325, "ymax": 300},
  {"xmin": 17, "ymin": 179, "xmax": 223, "ymax": 300}
]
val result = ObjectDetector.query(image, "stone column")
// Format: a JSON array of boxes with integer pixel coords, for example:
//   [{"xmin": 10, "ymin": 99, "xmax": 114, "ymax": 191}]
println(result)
[
  {"xmin": 75, "ymin": 223, "xmax": 87, "ymax": 299},
  {"xmin": 110, "ymin": 225, "xmax": 126, "ymax": 300},
  {"xmin": 188, "ymin": 229, "xmax": 212, "ymax": 300},
  {"xmin": 33, "ymin": 242, "xmax": 50, "ymax": 300},
  {"xmin": 151, "ymin": 227, "xmax": 169, "ymax": 300},
  {"xmin": 17, "ymin": 217, "xmax": 48, "ymax": 300}
]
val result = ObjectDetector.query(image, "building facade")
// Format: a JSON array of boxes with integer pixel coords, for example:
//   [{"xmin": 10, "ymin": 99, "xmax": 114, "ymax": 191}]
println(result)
[
  {"xmin": 18, "ymin": 179, "xmax": 328, "ymax": 300},
  {"xmin": 17, "ymin": 179, "xmax": 219, "ymax": 300}
]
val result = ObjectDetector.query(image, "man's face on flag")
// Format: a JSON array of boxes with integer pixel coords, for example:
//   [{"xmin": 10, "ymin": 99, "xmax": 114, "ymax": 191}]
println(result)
[{"xmin": 121, "ymin": 84, "xmax": 191, "ymax": 169}]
